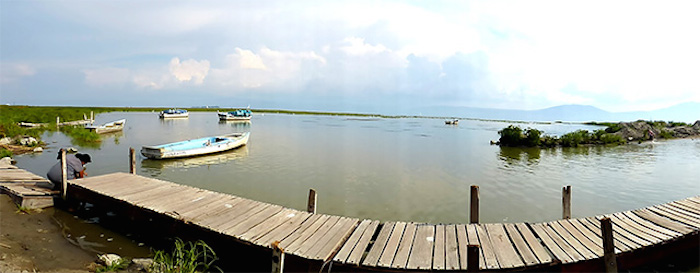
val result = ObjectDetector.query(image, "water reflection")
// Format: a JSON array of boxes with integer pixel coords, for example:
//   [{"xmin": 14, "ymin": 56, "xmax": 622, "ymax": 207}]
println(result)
[
  {"xmin": 218, "ymin": 120, "xmax": 251, "ymax": 130},
  {"xmin": 499, "ymin": 146, "xmax": 541, "ymax": 164},
  {"xmin": 140, "ymin": 146, "xmax": 249, "ymax": 171}
]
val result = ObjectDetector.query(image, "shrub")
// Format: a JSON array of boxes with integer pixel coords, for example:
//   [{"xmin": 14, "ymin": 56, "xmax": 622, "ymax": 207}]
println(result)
[
  {"xmin": 151, "ymin": 239, "xmax": 220, "ymax": 273},
  {"xmin": 59, "ymin": 126, "xmax": 101, "ymax": 143},
  {"xmin": 560, "ymin": 130, "xmax": 591, "ymax": 147},
  {"xmin": 524, "ymin": 128, "xmax": 542, "ymax": 147},
  {"xmin": 498, "ymin": 125, "xmax": 524, "ymax": 147},
  {"xmin": 0, "ymin": 148, "xmax": 12, "ymax": 158},
  {"xmin": 600, "ymin": 133, "xmax": 625, "ymax": 145}
]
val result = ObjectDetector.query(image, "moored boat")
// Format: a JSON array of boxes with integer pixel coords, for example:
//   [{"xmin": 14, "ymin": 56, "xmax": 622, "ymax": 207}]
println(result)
[
  {"xmin": 85, "ymin": 119, "xmax": 126, "ymax": 134},
  {"xmin": 217, "ymin": 109, "xmax": 252, "ymax": 121},
  {"xmin": 141, "ymin": 132, "xmax": 250, "ymax": 159},
  {"xmin": 445, "ymin": 119, "xmax": 459, "ymax": 125},
  {"xmin": 159, "ymin": 109, "xmax": 189, "ymax": 118}
]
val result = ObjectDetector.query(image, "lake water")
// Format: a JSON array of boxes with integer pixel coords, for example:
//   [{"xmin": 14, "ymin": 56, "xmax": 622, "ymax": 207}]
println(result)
[{"xmin": 15, "ymin": 111, "xmax": 700, "ymax": 225}]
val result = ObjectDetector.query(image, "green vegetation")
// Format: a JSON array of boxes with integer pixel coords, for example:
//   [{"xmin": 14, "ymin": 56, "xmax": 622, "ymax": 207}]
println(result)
[
  {"xmin": 498, "ymin": 126, "xmax": 626, "ymax": 148},
  {"xmin": 96, "ymin": 257, "xmax": 130, "ymax": 273},
  {"xmin": 151, "ymin": 238, "xmax": 220, "ymax": 273},
  {"xmin": 59, "ymin": 125, "xmax": 101, "ymax": 143},
  {"xmin": 0, "ymin": 148, "xmax": 12, "ymax": 158}
]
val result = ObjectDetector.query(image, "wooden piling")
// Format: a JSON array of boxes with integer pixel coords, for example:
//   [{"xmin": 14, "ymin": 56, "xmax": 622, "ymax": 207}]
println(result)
[
  {"xmin": 562, "ymin": 185, "xmax": 571, "ymax": 219},
  {"xmin": 90, "ymin": 111, "xmax": 94, "ymax": 122},
  {"xmin": 470, "ymin": 185, "xmax": 479, "ymax": 224},
  {"xmin": 56, "ymin": 117, "xmax": 60, "ymax": 128},
  {"xmin": 467, "ymin": 244, "xmax": 479, "ymax": 272},
  {"xmin": 129, "ymin": 148, "xmax": 136, "ymax": 174},
  {"xmin": 271, "ymin": 241, "xmax": 285, "ymax": 273},
  {"xmin": 60, "ymin": 149, "xmax": 67, "ymax": 200},
  {"xmin": 600, "ymin": 217, "xmax": 618, "ymax": 273},
  {"xmin": 307, "ymin": 188, "xmax": 317, "ymax": 214}
]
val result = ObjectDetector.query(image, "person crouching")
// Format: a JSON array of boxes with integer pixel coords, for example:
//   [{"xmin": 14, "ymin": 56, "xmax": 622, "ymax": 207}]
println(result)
[{"xmin": 46, "ymin": 150, "xmax": 91, "ymax": 190}]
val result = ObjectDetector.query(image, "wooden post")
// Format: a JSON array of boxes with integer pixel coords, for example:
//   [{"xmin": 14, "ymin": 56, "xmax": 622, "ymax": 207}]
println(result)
[
  {"xmin": 470, "ymin": 185, "xmax": 479, "ymax": 224},
  {"xmin": 90, "ymin": 111, "xmax": 94, "ymax": 122},
  {"xmin": 60, "ymin": 149, "xmax": 67, "ymax": 200},
  {"xmin": 129, "ymin": 148, "xmax": 136, "ymax": 174},
  {"xmin": 467, "ymin": 244, "xmax": 479, "ymax": 272},
  {"xmin": 56, "ymin": 117, "xmax": 60, "ymax": 128},
  {"xmin": 271, "ymin": 241, "xmax": 284, "ymax": 273},
  {"xmin": 600, "ymin": 217, "xmax": 618, "ymax": 273},
  {"xmin": 562, "ymin": 185, "xmax": 571, "ymax": 219},
  {"xmin": 307, "ymin": 188, "xmax": 317, "ymax": 214}
]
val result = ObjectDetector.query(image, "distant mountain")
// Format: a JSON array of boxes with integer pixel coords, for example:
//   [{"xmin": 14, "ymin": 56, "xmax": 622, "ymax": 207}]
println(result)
[{"xmin": 416, "ymin": 102, "xmax": 700, "ymax": 123}]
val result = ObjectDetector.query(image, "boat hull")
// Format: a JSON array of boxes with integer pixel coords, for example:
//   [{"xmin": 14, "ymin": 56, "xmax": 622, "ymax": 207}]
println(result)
[
  {"xmin": 159, "ymin": 113, "xmax": 189, "ymax": 118},
  {"xmin": 85, "ymin": 119, "xmax": 126, "ymax": 134},
  {"xmin": 217, "ymin": 110, "xmax": 251, "ymax": 121},
  {"xmin": 141, "ymin": 132, "xmax": 250, "ymax": 159}
]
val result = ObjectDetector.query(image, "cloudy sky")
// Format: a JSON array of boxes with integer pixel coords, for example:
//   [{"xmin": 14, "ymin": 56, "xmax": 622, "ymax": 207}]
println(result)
[{"xmin": 2, "ymin": 1, "xmax": 699, "ymax": 115}]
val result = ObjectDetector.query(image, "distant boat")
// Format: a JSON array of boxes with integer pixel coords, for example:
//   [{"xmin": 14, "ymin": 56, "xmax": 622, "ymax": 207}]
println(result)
[
  {"xmin": 159, "ymin": 109, "xmax": 189, "ymax": 119},
  {"xmin": 445, "ymin": 119, "xmax": 459, "ymax": 125},
  {"xmin": 217, "ymin": 109, "xmax": 252, "ymax": 121},
  {"xmin": 141, "ymin": 132, "xmax": 250, "ymax": 159},
  {"xmin": 85, "ymin": 119, "xmax": 126, "ymax": 134}
]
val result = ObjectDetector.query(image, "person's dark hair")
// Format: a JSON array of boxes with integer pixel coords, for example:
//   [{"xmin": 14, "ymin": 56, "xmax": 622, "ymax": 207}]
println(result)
[{"xmin": 75, "ymin": 153, "xmax": 92, "ymax": 163}]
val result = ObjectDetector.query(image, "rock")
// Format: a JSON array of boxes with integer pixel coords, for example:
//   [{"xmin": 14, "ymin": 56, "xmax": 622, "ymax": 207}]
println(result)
[
  {"xmin": 130, "ymin": 258, "xmax": 153, "ymax": 272},
  {"xmin": 33, "ymin": 147, "xmax": 43, "ymax": 153},
  {"xmin": 98, "ymin": 253, "xmax": 122, "ymax": 266},
  {"xmin": 18, "ymin": 137, "xmax": 37, "ymax": 146},
  {"xmin": 694, "ymin": 120, "xmax": 700, "ymax": 130},
  {"xmin": 0, "ymin": 137, "xmax": 11, "ymax": 145}
]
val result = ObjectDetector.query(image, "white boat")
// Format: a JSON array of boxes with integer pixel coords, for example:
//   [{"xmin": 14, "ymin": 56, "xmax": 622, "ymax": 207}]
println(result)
[
  {"xmin": 141, "ymin": 132, "xmax": 250, "ymax": 159},
  {"xmin": 217, "ymin": 109, "xmax": 252, "ymax": 121},
  {"xmin": 85, "ymin": 119, "xmax": 126, "ymax": 134},
  {"xmin": 445, "ymin": 119, "xmax": 459, "ymax": 125},
  {"xmin": 159, "ymin": 109, "xmax": 189, "ymax": 118}
]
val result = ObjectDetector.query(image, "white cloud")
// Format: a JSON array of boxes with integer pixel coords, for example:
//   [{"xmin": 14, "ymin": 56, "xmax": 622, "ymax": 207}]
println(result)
[
  {"xmin": 0, "ymin": 63, "xmax": 36, "ymax": 83},
  {"xmin": 169, "ymin": 57, "xmax": 210, "ymax": 84},
  {"xmin": 236, "ymin": 48, "xmax": 267, "ymax": 70},
  {"xmin": 83, "ymin": 67, "xmax": 130, "ymax": 86},
  {"xmin": 340, "ymin": 37, "xmax": 389, "ymax": 56}
]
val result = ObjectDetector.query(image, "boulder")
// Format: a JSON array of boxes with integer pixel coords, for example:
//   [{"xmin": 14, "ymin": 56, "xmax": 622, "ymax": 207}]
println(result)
[
  {"xmin": 98, "ymin": 253, "xmax": 123, "ymax": 266},
  {"xmin": 33, "ymin": 147, "xmax": 43, "ymax": 153},
  {"xmin": 130, "ymin": 258, "xmax": 154, "ymax": 272},
  {"xmin": 18, "ymin": 137, "xmax": 37, "ymax": 146},
  {"xmin": 0, "ymin": 137, "xmax": 11, "ymax": 145}
]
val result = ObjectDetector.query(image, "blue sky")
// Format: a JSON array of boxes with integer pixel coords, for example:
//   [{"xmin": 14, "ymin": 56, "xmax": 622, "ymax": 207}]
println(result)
[{"xmin": 2, "ymin": 1, "xmax": 699, "ymax": 115}]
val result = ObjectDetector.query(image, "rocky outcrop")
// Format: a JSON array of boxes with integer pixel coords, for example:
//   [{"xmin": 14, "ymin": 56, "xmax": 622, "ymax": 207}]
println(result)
[{"xmin": 614, "ymin": 120, "xmax": 700, "ymax": 141}]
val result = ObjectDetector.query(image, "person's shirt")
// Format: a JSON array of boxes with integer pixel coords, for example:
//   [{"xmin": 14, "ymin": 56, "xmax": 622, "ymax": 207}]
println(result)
[{"xmin": 47, "ymin": 154, "xmax": 84, "ymax": 183}]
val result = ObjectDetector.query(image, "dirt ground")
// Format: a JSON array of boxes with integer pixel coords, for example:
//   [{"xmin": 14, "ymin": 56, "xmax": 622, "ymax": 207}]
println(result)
[{"xmin": 0, "ymin": 194, "xmax": 93, "ymax": 273}]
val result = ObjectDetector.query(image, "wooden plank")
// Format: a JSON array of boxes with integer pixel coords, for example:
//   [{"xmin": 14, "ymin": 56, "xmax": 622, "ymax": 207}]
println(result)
[
  {"xmin": 290, "ymin": 215, "xmax": 341, "ymax": 256},
  {"xmin": 475, "ymin": 224, "xmax": 500, "ymax": 269},
  {"xmin": 655, "ymin": 204, "xmax": 700, "ymax": 227},
  {"xmin": 432, "ymin": 224, "xmax": 446, "ymax": 270},
  {"xmin": 196, "ymin": 199, "xmax": 264, "ymax": 229},
  {"xmin": 484, "ymin": 224, "xmax": 524, "ymax": 268},
  {"xmin": 239, "ymin": 208, "xmax": 297, "ymax": 241},
  {"xmin": 253, "ymin": 211, "xmax": 313, "ymax": 247},
  {"xmin": 660, "ymin": 203, "xmax": 700, "ymax": 219},
  {"xmin": 515, "ymin": 223, "xmax": 553, "ymax": 264},
  {"xmin": 309, "ymin": 217, "xmax": 359, "ymax": 261},
  {"xmin": 529, "ymin": 223, "xmax": 572, "ymax": 263},
  {"xmin": 633, "ymin": 209, "xmax": 694, "ymax": 234},
  {"xmin": 667, "ymin": 201, "xmax": 700, "ymax": 217},
  {"xmin": 444, "ymin": 225, "xmax": 460, "ymax": 270},
  {"xmin": 279, "ymin": 214, "xmax": 328, "ymax": 252},
  {"xmin": 573, "ymin": 218, "xmax": 625, "ymax": 253},
  {"xmin": 647, "ymin": 206, "xmax": 700, "ymax": 229},
  {"xmin": 603, "ymin": 215, "xmax": 655, "ymax": 247},
  {"xmin": 378, "ymin": 222, "xmax": 407, "ymax": 268},
  {"xmin": 621, "ymin": 211, "xmax": 681, "ymax": 239},
  {"xmin": 612, "ymin": 213, "xmax": 671, "ymax": 242},
  {"xmin": 466, "ymin": 224, "xmax": 486, "ymax": 269},
  {"xmin": 406, "ymin": 225, "xmax": 435, "ymax": 270},
  {"xmin": 548, "ymin": 221, "xmax": 597, "ymax": 260},
  {"xmin": 346, "ymin": 220, "xmax": 380, "ymax": 266},
  {"xmin": 581, "ymin": 217, "xmax": 639, "ymax": 251},
  {"xmin": 138, "ymin": 187, "xmax": 205, "ymax": 210},
  {"xmin": 541, "ymin": 222, "xmax": 586, "ymax": 262},
  {"xmin": 504, "ymin": 223, "xmax": 540, "ymax": 266},
  {"xmin": 391, "ymin": 222, "xmax": 416, "ymax": 269},
  {"xmin": 362, "ymin": 222, "xmax": 395, "ymax": 266},
  {"xmin": 180, "ymin": 195, "xmax": 242, "ymax": 222},
  {"xmin": 333, "ymin": 219, "xmax": 373, "ymax": 263},
  {"xmin": 557, "ymin": 220, "xmax": 604, "ymax": 257},
  {"xmin": 223, "ymin": 205, "xmax": 285, "ymax": 237},
  {"xmin": 456, "ymin": 225, "xmax": 469, "ymax": 270}
]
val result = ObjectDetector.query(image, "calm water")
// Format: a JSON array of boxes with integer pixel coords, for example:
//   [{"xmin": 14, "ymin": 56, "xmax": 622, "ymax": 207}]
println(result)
[{"xmin": 15, "ymin": 112, "xmax": 700, "ymax": 225}]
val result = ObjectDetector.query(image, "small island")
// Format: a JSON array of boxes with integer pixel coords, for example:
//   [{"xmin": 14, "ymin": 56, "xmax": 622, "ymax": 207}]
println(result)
[{"xmin": 496, "ymin": 120, "xmax": 700, "ymax": 148}]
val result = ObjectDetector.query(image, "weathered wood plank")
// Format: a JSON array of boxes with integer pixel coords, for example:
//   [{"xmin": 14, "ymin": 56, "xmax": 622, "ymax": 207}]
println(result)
[
  {"xmin": 515, "ymin": 223, "xmax": 553, "ymax": 264},
  {"xmin": 310, "ymin": 217, "xmax": 359, "ymax": 261},
  {"xmin": 529, "ymin": 223, "xmax": 571, "ymax": 263},
  {"xmin": 196, "ymin": 199, "xmax": 263, "ymax": 229},
  {"xmin": 391, "ymin": 222, "xmax": 416, "ymax": 269},
  {"xmin": 666, "ymin": 201, "xmax": 700, "ymax": 219},
  {"xmin": 582, "ymin": 217, "xmax": 639, "ymax": 251},
  {"xmin": 601, "ymin": 215, "xmax": 655, "ymax": 247},
  {"xmin": 621, "ymin": 211, "xmax": 681, "ymax": 239},
  {"xmin": 290, "ymin": 215, "xmax": 340, "ymax": 256},
  {"xmin": 633, "ymin": 209, "xmax": 694, "ymax": 234},
  {"xmin": 654, "ymin": 204, "xmax": 700, "ymax": 227},
  {"xmin": 223, "ymin": 205, "xmax": 285, "ymax": 237},
  {"xmin": 406, "ymin": 225, "xmax": 435, "ymax": 270},
  {"xmin": 280, "ymin": 214, "xmax": 329, "ymax": 252},
  {"xmin": 444, "ymin": 225, "xmax": 460, "ymax": 270},
  {"xmin": 672, "ymin": 200, "xmax": 700, "ymax": 215},
  {"xmin": 485, "ymin": 224, "xmax": 524, "ymax": 268},
  {"xmin": 346, "ymin": 220, "xmax": 380, "ymax": 266},
  {"xmin": 180, "ymin": 195, "xmax": 242, "ymax": 222},
  {"xmin": 541, "ymin": 222, "xmax": 586, "ymax": 262},
  {"xmin": 239, "ymin": 208, "xmax": 297, "ymax": 242},
  {"xmin": 333, "ymin": 219, "xmax": 373, "ymax": 263},
  {"xmin": 557, "ymin": 220, "xmax": 603, "ymax": 257},
  {"xmin": 456, "ymin": 224, "xmax": 469, "ymax": 270},
  {"xmin": 363, "ymin": 222, "xmax": 395, "ymax": 266},
  {"xmin": 254, "ymin": 211, "xmax": 314, "ymax": 247},
  {"xmin": 432, "ymin": 224, "xmax": 446, "ymax": 270},
  {"xmin": 647, "ymin": 206, "xmax": 700, "ymax": 229},
  {"xmin": 611, "ymin": 213, "xmax": 668, "ymax": 243},
  {"xmin": 466, "ymin": 224, "xmax": 487, "ymax": 270},
  {"xmin": 378, "ymin": 222, "xmax": 407, "ymax": 268},
  {"xmin": 548, "ymin": 221, "xmax": 597, "ymax": 260},
  {"xmin": 475, "ymin": 224, "xmax": 500, "ymax": 269},
  {"xmin": 504, "ymin": 223, "xmax": 539, "ymax": 266}
]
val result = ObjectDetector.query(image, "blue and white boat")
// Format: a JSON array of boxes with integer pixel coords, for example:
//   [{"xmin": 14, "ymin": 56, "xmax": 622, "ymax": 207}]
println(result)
[
  {"xmin": 159, "ymin": 109, "xmax": 189, "ymax": 118},
  {"xmin": 141, "ymin": 132, "xmax": 250, "ymax": 159},
  {"xmin": 217, "ymin": 109, "xmax": 252, "ymax": 121}
]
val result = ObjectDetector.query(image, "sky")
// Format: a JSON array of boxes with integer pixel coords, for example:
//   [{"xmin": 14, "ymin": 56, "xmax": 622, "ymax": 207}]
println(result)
[{"xmin": 2, "ymin": 0, "xmax": 700, "ymax": 115}]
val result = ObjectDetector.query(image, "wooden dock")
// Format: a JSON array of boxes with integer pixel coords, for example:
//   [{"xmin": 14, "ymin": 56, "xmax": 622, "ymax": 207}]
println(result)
[
  {"xmin": 1, "ymin": 166, "xmax": 698, "ymax": 271},
  {"xmin": 0, "ymin": 162, "xmax": 55, "ymax": 209}
]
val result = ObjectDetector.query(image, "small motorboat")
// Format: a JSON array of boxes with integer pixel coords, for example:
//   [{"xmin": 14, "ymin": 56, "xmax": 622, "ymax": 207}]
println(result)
[
  {"xmin": 85, "ymin": 119, "xmax": 126, "ymax": 134},
  {"xmin": 159, "ymin": 109, "xmax": 189, "ymax": 118},
  {"xmin": 445, "ymin": 119, "xmax": 459, "ymax": 125},
  {"xmin": 218, "ymin": 109, "xmax": 252, "ymax": 121},
  {"xmin": 141, "ymin": 132, "xmax": 250, "ymax": 159}
]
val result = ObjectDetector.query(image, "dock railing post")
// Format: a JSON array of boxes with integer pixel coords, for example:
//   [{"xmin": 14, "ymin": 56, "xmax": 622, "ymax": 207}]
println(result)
[
  {"xmin": 600, "ymin": 217, "xmax": 618, "ymax": 273},
  {"xmin": 470, "ymin": 185, "xmax": 479, "ymax": 224},
  {"xmin": 271, "ymin": 241, "xmax": 285, "ymax": 273},
  {"xmin": 562, "ymin": 185, "xmax": 571, "ymax": 219},
  {"xmin": 129, "ymin": 148, "xmax": 136, "ymax": 174},
  {"xmin": 307, "ymin": 188, "xmax": 317, "ymax": 214},
  {"xmin": 60, "ymin": 149, "xmax": 67, "ymax": 200},
  {"xmin": 467, "ymin": 244, "xmax": 479, "ymax": 272}
]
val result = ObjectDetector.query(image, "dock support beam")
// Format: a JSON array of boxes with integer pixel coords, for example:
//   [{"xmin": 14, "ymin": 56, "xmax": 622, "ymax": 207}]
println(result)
[
  {"xmin": 271, "ymin": 241, "xmax": 285, "ymax": 273},
  {"xmin": 562, "ymin": 185, "xmax": 571, "ymax": 219},
  {"xmin": 467, "ymin": 244, "xmax": 479, "ymax": 272},
  {"xmin": 129, "ymin": 148, "xmax": 136, "ymax": 174},
  {"xmin": 470, "ymin": 185, "xmax": 479, "ymax": 224},
  {"xmin": 60, "ymin": 149, "xmax": 67, "ymax": 200},
  {"xmin": 307, "ymin": 188, "xmax": 317, "ymax": 214},
  {"xmin": 600, "ymin": 217, "xmax": 618, "ymax": 273}
]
